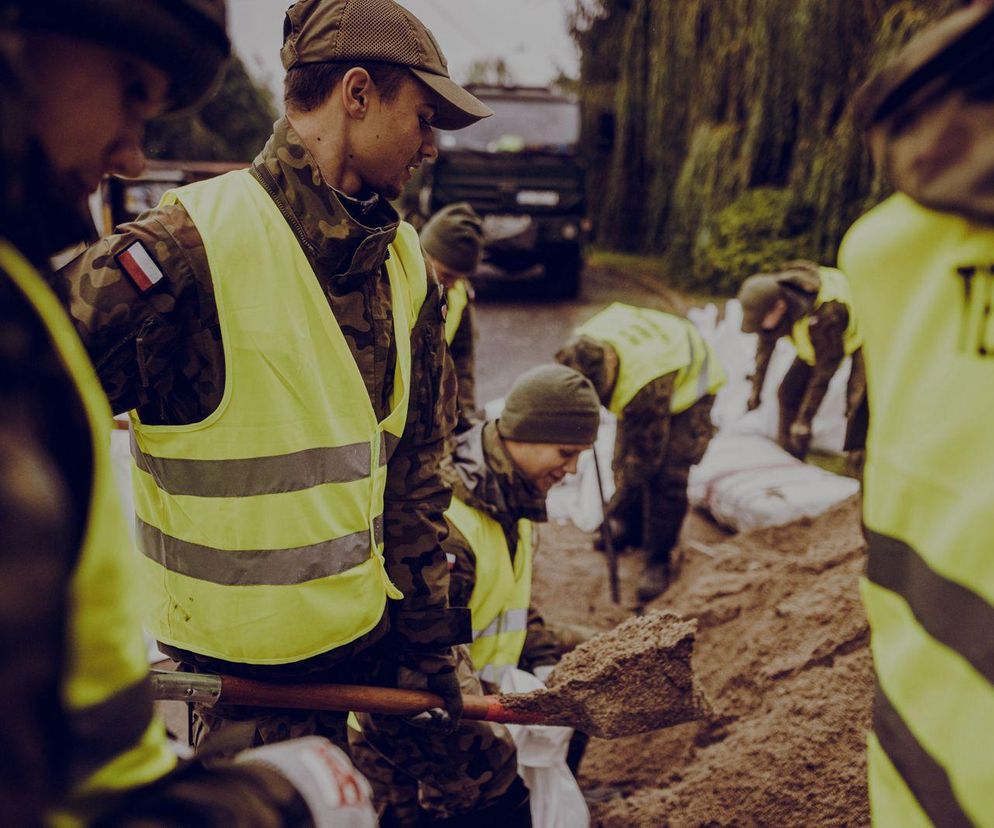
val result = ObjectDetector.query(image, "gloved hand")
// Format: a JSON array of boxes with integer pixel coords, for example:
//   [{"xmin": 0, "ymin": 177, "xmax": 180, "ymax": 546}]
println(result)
[
  {"xmin": 785, "ymin": 421, "xmax": 813, "ymax": 458},
  {"xmin": 234, "ymin": 736, "xmax": 377, "ymax": 828},
  {"xmin": 397, "ymin": 647, "xmax": 463, "ymax": 733}
]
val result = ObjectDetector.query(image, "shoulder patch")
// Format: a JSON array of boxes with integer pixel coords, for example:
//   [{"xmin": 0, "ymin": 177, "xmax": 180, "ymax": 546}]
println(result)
[{"xmin": 116, "ymin": 241, "xmax": 165, "ymax": 293}]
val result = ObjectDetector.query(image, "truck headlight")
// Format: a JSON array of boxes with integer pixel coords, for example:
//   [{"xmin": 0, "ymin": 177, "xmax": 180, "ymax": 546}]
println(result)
[{"xmin": 560, "ymin": 223, "xmax": 579, "ymax": 240}]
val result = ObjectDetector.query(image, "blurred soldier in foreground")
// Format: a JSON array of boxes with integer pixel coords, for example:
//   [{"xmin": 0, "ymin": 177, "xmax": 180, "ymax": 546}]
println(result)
[
  {"xmin": 55, "ymin": 0, "xmax": 528, "ymax": 822},
  {"xmin": 353, "ymin": 365, "xmax": 599, "ymax": 821},
  {"xmin": 421, "ymin": 202, "xmax": 484, "ymax": 432},
  {"xmin": 556, "ymin": 303, "xmax": 725, "ymax": 602},
  {"xmin": 0, "ymin": 0, "xmax": 376, "ymax": 824},
  {"xmin": 737, "ymin": 261, "xmax": 867, "ymax": 459},
  {"xmin": 840, "ymin": 2, "xmax": 994, "ymax": 824}
]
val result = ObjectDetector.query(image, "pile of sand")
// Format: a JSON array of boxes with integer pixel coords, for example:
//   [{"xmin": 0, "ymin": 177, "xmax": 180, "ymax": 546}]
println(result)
[{"xmin": 531, "ymin": 497, "xmax": 871, "ymax": 826}]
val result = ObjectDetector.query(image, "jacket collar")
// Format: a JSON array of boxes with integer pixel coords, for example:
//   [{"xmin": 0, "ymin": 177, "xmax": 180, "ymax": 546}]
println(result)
[
  {"xmin": 251, "ymin": 117, "xmax": 400, "ymax": 286},
  {"xmin": 450, "ymin": 422, "xmax": 547, "ymax": 531}
]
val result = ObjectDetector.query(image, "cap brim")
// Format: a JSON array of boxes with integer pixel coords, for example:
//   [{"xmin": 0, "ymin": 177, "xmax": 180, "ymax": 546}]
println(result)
[{"xmin": 410, "ymin": 68, "xmax": 493, "ymax": 130}]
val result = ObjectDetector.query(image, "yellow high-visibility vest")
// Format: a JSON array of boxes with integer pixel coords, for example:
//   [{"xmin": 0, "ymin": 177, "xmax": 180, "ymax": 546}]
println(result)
[
  {"xmin": 132, "ymin": 170, "xmax": 426, "ymax": 665},
  {"xmin": 576, "ymin": 302, "xmax": 726, "ymax": 415},
  {"xmin": 446, "ymin": 498, "xmax": 532, "ymax": 686},
  {"xmin": 789, "ymin": 267, "xmax": 862, "ymax": 366},
  {"xmin": 840, "ymin": 192, "xmax": 994, "ymax": 827},
  {"xmin": 445, "ymin": 279, "xmax": 469, "ymax": 345},
  {"xmin": 1, "ymin": 241, "xmax": 176, "ymax": 825}
]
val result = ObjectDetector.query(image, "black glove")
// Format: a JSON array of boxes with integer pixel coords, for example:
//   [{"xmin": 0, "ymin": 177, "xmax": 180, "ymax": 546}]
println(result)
[{"xmin": 397, "ymin": 647, "xmax": 463, "ymax": 734}]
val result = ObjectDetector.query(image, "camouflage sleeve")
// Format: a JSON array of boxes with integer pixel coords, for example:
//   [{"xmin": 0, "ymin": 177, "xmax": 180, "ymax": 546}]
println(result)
[
  {"xmin": 609, "ymin": 373, "xmax": 675, "ymax": 509},
  {"xmin": 56, "ymin": 203, "xmax": 213, "ymax": 418},
  {"xmin": 796, "ymin": 300, "xmax": 847, "ymax": 427},
  {"xmin": 449, "ymin": 301, "xmax": 478, "ymax": 430},
  {"xmin": 519, "ymin": 605, "xmax": 561, "ymax": 673},
  {"xmin": 750, "ymin": 333, "xmax": 777, "ymax": 403},
  {"xmin": 383, "ymin": 284, "xmax": 471, "ymax": 649},
  {"xmin": 443, "ymin": 519, "xmax": 476, "ymax": 610}
]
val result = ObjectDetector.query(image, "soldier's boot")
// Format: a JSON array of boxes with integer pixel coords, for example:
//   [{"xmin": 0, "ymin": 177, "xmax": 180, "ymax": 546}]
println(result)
[
  {"xmin": 429, "ymin": 777, "xmax": 532, "ymax": 827},
  {"xmin": 635, "ymin": 556, "xmax": 672, "ymax": 603}
]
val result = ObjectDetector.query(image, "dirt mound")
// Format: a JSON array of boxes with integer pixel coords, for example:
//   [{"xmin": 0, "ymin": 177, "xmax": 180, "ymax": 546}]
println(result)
[
  {"xmin": 532, "ymin": 497, "xmax": 871, "ymax": 827},
  {"xmin": 500, "ymin": 612, "xmax": 711, "ymax": 738}
]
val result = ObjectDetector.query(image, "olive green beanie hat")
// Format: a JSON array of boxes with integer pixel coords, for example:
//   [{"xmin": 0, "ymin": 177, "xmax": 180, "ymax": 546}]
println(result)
[
  {"xmin": 497, "ymin": 364, "xmax": 601, "ymax": 445},
  {"xmin": 421, "ymin": 202, "xmax": 484, "ymax": 274}
]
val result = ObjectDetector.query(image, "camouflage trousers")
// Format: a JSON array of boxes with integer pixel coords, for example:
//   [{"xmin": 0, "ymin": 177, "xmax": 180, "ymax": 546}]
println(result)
[
  {"xmin": 610, "ymin": 395, "xmax": 716, "ymax": 567},
  {"xmin": 187, "ymin": 642, "xmax": 519, "ymax": 825},
  {"xmin": 348, "ymin": 645, "xmax": 519, "ymax": 824}
]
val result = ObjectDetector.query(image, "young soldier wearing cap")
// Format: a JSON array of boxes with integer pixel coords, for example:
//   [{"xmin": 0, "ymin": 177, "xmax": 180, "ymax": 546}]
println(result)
[
  {"xmin": 0, "ymin": 1, "xmax": 380, "ymax": 824},
  {"xmin": 421, "ymin": 202, "xmax": 485, "ymax": 431},
  {"xmin": 352, "ymin": 364, "xmax": 600, "ymax": 820},
  {"xmin": 839, "ymin": 3, "xmax": 994, "ymax": 823},
  {"xmin": 737, "ymin": 261, "xmax": 867, "ymax": 459},
  {"xmin": 54, "ymin": 0, "xmax": 530, "ymax": 822},
  {"xmin": 556, "ymin": 303, "xmax": 725, "ymax": 602}
]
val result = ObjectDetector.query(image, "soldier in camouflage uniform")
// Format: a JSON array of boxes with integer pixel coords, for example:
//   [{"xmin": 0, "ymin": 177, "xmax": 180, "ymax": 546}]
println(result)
[
  {"xmin": 56, "ymin": 0, "xmax": 528, "ymax": 824},
  {"xmin": 421, "ymin": 202, "xmax": 484, "ymax": 432},
  {"xmin": 738, "ymin": 260, "xmax": 868, "ymax": 459},
  {"xmin": 557, "ymin": 305, "xmax": 724, "ymax": 602},
  {"xmin": 0, "ymin": 0, "xmax": 380, "ymax": 824}
]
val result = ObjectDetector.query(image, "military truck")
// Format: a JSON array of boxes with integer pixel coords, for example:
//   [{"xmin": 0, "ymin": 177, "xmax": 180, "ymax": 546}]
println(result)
[{"xmin": 424, "ymin": 85, "xmax": 588, "ymax": 299}]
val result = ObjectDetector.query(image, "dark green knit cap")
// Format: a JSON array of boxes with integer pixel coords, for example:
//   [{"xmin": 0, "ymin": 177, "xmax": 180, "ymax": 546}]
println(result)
[
  {"xmin": 421, "ymin": 202, "xmax": 484, "ymax": 274},
  {"xmin": 497, "ymin": 364, "xmax": 601, "ymax": 445}
]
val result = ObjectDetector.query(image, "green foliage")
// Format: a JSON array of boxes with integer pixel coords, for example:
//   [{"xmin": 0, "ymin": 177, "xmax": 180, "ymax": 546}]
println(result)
[
  {"xmin": 571, "ymin": 0, "xmax": 959, "ymax": 293},
  {"xmin": 145, "ymin": 54, "xmax": 278, "ymax": 162}
]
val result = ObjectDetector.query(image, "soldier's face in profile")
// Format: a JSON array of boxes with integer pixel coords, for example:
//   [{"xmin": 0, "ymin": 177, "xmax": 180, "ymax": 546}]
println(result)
[
  {"xmin": 505, "ymin": 441, "xmax": 591, "ymax": 494},
  {"xmin": 26, "ymin": 33, "xmax": 170, "ymax": 201}
]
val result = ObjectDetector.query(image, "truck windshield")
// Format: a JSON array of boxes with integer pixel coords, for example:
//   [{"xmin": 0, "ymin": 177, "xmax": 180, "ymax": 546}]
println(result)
[{"xmin": 439, "ymin": 97, "xmax": 579, "ymax": 154}]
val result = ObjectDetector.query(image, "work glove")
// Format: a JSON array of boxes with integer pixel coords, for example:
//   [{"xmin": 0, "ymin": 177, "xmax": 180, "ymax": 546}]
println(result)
[
  {"xmin": 234, "ymin": 736, "xmax": 377, "ymax": 828},
  {"xmin": 785, "ymin": 421, "xmax": 813, "ymax": 459},
  {"xmin": 397, "ymin": 646, "xmax": 463, "ymax": 734}
]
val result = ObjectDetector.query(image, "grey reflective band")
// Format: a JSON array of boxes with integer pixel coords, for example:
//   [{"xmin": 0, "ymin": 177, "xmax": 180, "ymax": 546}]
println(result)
[
  {"xmin": 138, "ymin": 516, "xmax": 384, "ymax": 586},
  {"xmin": 68, "ymin": 676, "xmax": 154, "ymax": 784},
  {"xmin": 479, "ymin": 663, "xmax": 512, "ymax": 685},
  {"xmin": 132, "ymin": 432, "xmax": 374, "ymax": 497},
  {"xmin": 865, "ymin": 529, "xmax": 994, "ymax": 685},
  {"xmin": 473, "ymin": 607, "xmax": 528, "ymax": 641},
  {"xmin": 873, "ymin": 682, "xmax": 973, "ymax": 828}
]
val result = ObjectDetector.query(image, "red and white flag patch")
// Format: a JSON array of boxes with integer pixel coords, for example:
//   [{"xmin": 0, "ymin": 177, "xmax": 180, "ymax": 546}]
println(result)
[{"xmin": 117, "ymin": 241, "xmax": 165, "ymax": 292}]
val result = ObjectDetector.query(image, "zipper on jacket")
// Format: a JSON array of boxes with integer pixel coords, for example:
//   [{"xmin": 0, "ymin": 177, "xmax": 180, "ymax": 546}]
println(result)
[{"xmin": 250, "ymin": 164, "xmax": 319, "ymax": 260}]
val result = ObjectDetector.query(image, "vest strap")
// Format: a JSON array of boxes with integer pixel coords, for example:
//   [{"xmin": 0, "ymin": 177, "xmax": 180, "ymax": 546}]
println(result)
[{"xmin": 138, "ymin": 515, "xmax": 384, "ymax": 586}]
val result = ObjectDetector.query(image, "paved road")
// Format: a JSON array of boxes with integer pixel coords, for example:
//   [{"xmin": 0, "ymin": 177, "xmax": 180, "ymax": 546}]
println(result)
[{"xmin": 474, "ymin": 266, "xmax": 679, "ymax": 403}]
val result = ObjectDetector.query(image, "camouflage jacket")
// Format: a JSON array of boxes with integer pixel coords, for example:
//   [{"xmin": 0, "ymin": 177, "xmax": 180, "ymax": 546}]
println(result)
[
  {"xmin": 445, "ymin": 422, "xmax": 561, "ymax": 671},
  {"xmin": 57, "ymin": 117, "xmax": 467, "ymax": 669},
  {"xmin": 449, "ymin": 290, "xmax": 478, "ymax": 431},
  {"xmin": 751, "ymin": 298, "xmax": 853, "ymax": 428},
  {"xmin": 610, "ymin": 372, "xmax": 677, "ymax": 505}
]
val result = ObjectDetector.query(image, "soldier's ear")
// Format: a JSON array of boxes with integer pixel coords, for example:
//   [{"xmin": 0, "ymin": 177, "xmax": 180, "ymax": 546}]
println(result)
[{"xmin": 342, "ymin": 68, "xmax": 373, "ymax": 119}]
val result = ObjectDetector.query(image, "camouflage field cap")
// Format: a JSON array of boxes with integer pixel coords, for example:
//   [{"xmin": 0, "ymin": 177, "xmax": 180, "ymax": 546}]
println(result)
[
  {"xmin": 555, "ymin": 334, "xmax": 615, "ymax": 406},
  {"xmin": 737, "ymin": 274, "xmax": 783, "ymax": 334},
  {"xmin": 5, "ymin": 0, "xmax": 230, "ymax": 115},
  {"xmin": 281, "ymin": 0, "xmax": 493, "ymax": 130}
]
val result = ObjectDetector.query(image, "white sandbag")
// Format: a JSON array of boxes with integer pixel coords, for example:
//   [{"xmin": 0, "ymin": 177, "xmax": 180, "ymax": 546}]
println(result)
[
  {"xmin": 688, "ymin": 300, "xmax": 851, "ymax": 452},
  {"xmin": 688, "ymin": 433, "xmax": 859, "ymax": 532},
  {"xmin": 500, "ymin": 668, "xmax": 590, "ymax": 828}
]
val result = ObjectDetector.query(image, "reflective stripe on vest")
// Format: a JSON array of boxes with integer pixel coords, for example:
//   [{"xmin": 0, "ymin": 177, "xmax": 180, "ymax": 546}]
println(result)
[
  {"xmin": 445, "ymin": 279, "xmax": 469, "ymax": 345},
  {"xmin": 790, "ymin": 267, "xmax": 862, "ymax": 366},
  {"xmin": 131, "ymin": 170, "xmax": 427, "ymax": 664},
  {"xmin": 446, "ymin": 498, "xmax": 532, "ymax": 684},
  {"xmin": 576, "ymin": 302, "xmax": 726, "ymax": 415},
  {"xmin": 0, "ymin": 241, "xmax": 176, "ymax": 822},
  {"xmin": 840, "ymin": 192, "xmax": 994, "ymax": 826}
]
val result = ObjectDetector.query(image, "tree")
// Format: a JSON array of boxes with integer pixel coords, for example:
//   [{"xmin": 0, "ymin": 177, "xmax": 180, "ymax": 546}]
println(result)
[
  {"xmin": 465, "ymin": 58, "xmax": 516, "ymax": 87},
  {"xmin": 144, "ymin": 54, "xmax": 278, "ymax": 162}
]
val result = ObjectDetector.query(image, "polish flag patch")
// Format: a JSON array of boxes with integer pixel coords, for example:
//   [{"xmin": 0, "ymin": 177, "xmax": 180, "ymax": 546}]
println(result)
[{"xmin": 117, "ymin": 241, "xmax": 165, "ymax": 292}]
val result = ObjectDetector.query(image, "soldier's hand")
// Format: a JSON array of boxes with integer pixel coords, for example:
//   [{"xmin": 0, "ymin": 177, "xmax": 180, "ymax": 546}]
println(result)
[
  {"xmin": 786, "ymin": 421, "xmax": 812, "ymax": 458},
  {"xmin": 397, "ymin": 648, "xmax": 463, "ymax": 733}
]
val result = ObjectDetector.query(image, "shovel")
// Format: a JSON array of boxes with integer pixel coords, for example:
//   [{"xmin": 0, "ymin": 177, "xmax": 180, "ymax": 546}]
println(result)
[{"xmin": 152, "ymin": 611, "xmax": 710, "ymax": 740}]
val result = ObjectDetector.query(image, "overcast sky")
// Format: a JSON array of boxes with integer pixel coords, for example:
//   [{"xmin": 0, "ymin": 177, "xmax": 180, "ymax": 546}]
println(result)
[{"xmin": 229, "ymin": 0, "xmax": 579, "ymax": 101}]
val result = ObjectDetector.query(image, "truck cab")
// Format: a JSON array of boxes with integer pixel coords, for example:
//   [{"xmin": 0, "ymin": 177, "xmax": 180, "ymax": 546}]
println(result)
[{"xmin": 425, "ymin": 86, "xmax": 587, "ymax": 299}]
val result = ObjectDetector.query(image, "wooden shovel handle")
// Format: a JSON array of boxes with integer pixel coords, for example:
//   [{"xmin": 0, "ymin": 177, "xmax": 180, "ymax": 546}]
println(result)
[{"xmin": 216, "ymin": 673, "xmax": 549, "ymax": 726}]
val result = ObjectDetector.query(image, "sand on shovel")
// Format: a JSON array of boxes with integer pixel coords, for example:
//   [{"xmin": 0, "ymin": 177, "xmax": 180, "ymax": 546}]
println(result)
[{"xmin": 499, "ymin": 610, "xmax": 711, "ymax": 739}]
